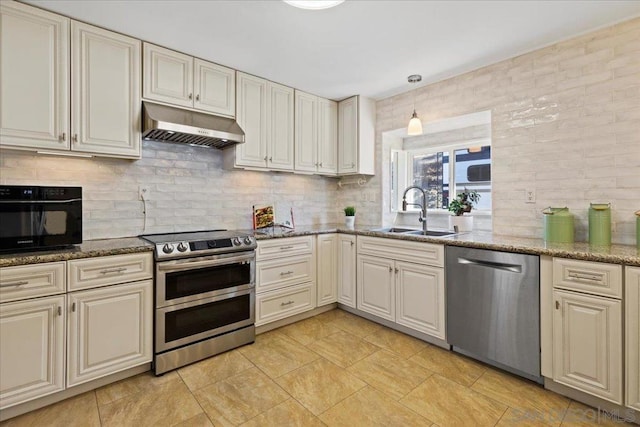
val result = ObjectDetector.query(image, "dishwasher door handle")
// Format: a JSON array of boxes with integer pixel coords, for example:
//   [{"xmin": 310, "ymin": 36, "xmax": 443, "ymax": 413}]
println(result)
[{"xmin": 457, "ymin": 257, "xmax": 522, "ymax": 273}]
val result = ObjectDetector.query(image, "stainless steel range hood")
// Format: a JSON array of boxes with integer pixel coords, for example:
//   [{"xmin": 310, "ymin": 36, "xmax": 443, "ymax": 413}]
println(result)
[{"xmin": 142, "ymin": 102, "xmax": 244, "ymax": 149}]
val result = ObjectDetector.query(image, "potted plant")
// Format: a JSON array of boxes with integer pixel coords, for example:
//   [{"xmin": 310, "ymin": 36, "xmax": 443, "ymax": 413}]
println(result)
[
  {"xmin": 344, "ymin": 206, "xmax": 356, "ymax": 229},
  {"xmin": 448, "ymin": 189, "xmax": 480, "ymax": 232}
]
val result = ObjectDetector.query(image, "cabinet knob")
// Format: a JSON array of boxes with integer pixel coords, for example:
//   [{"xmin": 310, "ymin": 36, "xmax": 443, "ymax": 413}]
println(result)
[
  {"xmin": 59, "ymin": 132, "xmax": 66, "ymax": 142},
  {"xmin": 195, "ymin": 94, "xmax": 200, "ymax": 101},
  {"xmin": 72, "ymin": 302, "xmax": 76, "ymax": 312},
  {"xmin": 350, "ymin": 241, "xmax": 354, "ymax": 246},
  {"xmin": 351, "ymin": 162, "xmax": 355, "ymax": 168},
  {"xmin": 264, "ymin": 156, "xmax": 268, "ymax": 161},
  {"xmin": 72, "ymin": 134, "xmax": 78, "ymax": 143},
  {"xmin": 269, "ymin": 157, "xmax": 273, "ymax": 162},
  {"xmin": 395, "ymin": 268, "xmax": 399, "ymax": 274},
  {"xmin": 189, "ymin": 93, "xmax": 193, "ymax": 100},
  {"xmin": 555, "ymin": 301, "xmax": 560, "ymax": 310},
  {"xmin": 319, "ymin": 162, "xmax": 323, "ymax": 167},
  {"xmin": 57, "ymin": 306, "xmax": 62, "ymax": 316},
  {"xmin": 388, "ymin": 266, "xmax": 393, "ymax": 272}
]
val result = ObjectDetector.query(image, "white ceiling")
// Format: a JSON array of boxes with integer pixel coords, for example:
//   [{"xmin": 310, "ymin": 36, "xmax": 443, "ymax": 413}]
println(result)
[{"xmin": 25, "ymin": 0, "xmax": 640, "ymax": 100}]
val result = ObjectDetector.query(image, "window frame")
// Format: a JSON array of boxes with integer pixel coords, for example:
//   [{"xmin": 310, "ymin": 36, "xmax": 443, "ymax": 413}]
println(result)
[{"xmin": 395, "ymin": 137, "xmax": 491, "ymax": 213}]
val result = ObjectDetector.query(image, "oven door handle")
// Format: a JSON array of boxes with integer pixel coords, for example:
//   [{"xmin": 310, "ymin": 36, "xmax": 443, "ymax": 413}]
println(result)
[{"xmin": 157, "ymin": 254, "xmax": 254, "ymax": 272}]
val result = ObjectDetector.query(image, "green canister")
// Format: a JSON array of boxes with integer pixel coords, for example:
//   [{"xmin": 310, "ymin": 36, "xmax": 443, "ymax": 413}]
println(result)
[
  {"xmin": 589, "ymin": 203, "xmax": 611, "ymax": 246},
  {"xmin": 636, "ymin": 210, "xmax": 640, "ymax": 248},
  {"xmin": 542, "ymin": 207, "xmax": 574, "ymax": 243}
]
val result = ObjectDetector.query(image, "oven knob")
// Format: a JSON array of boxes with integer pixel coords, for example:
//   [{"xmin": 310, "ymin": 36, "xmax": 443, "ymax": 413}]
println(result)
[
  {"xmin": 162, "ymin": 243, "xmax": 174, "ymax": 254},
  {"xmin": 244, "ymin": 236, "xmax": 253, "ymax": 245},
  {"xmin": 177, "ymin": 242, "xmax": 188, "ymax": 252},
  {"xmin": 233, "ymin": 237, "xmax": 242, "ymax": 246}
]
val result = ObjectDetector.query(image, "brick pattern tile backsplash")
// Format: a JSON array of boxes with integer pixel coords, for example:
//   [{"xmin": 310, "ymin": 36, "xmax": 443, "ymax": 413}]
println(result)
[{"xmin": 339, "ymin": 17, "xmax": 640, "ymax": 245}]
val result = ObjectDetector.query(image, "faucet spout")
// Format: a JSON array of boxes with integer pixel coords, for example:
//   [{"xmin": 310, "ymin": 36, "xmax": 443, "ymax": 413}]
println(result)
[{"xmin": 401, "ymin": 186, "xmax": 428, "ymax": 233}]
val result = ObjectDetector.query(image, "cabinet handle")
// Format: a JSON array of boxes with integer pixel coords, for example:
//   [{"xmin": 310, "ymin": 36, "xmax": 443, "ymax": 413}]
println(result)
[
  {"xmin": 1, "ymin": 280, "xmax": 29, "ymax": 288},
  {"xmin": 280, "ymin": 300, "xmax": 295, "ymax": 306},
  {"xmin": 350, "ymin": 241, "xmax": 354, "ymax": 246},
  {"xmin": 99, "ymin": 267, "xmax": 127, "ymax": 275},
  {"xmin": 280, "ymin": 271, "xmax": 294, "ymax": 276},
  {"xmin": 195, "ymin": 94, "xmax": 200, "ymax": 101},
  {"xmin": 72, "ymin": 302, "xmax": 76, "ymax": 312},
  {"xmin": 395, "ymin": 268, "xmax": 399, "ymax": 274},
  {"xmin": 280, "ymin": 246, "xmax": 294, "ymax": 250},
  {"xmin": 59, "ymin": 132, "xmax": 66, "ymax": 142},
  {"xmin": 189, "ymin": 93, "xmax": 193, "ymax": 100},
  {"xmin": 555, "ymin": 301, "xmax": 560, "ymax": 310},
  {"xmin": 568, "ymin": 272, "xmax": 602, "ymax": 282},
  {"xmin": 57, "ymin": 306, "xmax": 62, "ymax": 316}
]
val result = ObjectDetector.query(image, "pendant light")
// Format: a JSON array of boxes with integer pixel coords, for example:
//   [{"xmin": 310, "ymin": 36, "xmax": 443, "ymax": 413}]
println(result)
[{"xmin": 407, "ymin": 74, "xmax": 423, "ymax": 136}]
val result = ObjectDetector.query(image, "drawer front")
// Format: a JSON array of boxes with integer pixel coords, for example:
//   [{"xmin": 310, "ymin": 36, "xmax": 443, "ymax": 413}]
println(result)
[
  {"xmin": 256, "ymin": 236, "xmax": 314, "ymax": 261},
  {"xmin": 553, "ymin": 258, "xmax": 622, "ymax": 299},
  {"xmin": 256, "ymin": 254, "xmax": 315, "ymax": 293},
  {"xmin": 256, "ymin": 282, "xmax": 315, "ymax": 326},
  {"xmin": 0, "ymin": 262, "xmax": 66, "ymax": 302},
  {"xmin": 68, "ymin": 253, "xmax": 153, "ymax": 291},
  {"xmin": 357, "ymin": 236, "xmax": 444, "ymax": 267}
]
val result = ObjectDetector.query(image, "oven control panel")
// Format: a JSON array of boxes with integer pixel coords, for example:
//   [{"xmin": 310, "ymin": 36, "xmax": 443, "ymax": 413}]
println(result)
[{"xmin": 154, "ymin": 236, "xmax": 256, "ymax": 259}]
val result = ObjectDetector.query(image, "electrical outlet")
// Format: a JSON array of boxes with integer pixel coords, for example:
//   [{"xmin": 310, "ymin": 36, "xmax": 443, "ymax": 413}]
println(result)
[
  {"xmin": 525, "ymin": 189, "xmax": 535, "ymax": 204},
  {"xmin": 138, "ymin": 185, "xmax": 150, "ymax": 201}
]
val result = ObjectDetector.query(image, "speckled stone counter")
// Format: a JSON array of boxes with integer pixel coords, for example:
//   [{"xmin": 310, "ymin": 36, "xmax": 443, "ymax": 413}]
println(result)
[
  {"xmin": 254, "ymin": 224, "xmax": 640, "ymax": 266},
  {"xmin": 0, "ymin": 237, "xmax": 153, "ymax": 268}
]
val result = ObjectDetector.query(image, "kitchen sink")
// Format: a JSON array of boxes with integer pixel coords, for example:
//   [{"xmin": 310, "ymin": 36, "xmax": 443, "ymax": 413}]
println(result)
[{"xmin": 369, "ymin": 227, "xmax": 456, "ymax": 237}]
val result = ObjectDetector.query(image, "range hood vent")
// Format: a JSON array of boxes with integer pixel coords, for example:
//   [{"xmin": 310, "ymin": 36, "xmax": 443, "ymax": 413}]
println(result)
[{"xmin": 142, "ymin": 102, "xmax": 244, "ymax": 149}]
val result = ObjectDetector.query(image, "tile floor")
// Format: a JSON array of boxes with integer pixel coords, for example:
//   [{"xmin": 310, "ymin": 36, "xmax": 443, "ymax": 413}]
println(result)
[{"xmin": 1, "ymin": 309, "xmax": 636, "ymax": 427}]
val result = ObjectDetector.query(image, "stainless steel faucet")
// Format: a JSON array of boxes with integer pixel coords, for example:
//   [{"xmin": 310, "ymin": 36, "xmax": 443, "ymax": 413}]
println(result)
[{"xmin": 402, "ymin": 186, "xmax": 428, "ymax": 233}]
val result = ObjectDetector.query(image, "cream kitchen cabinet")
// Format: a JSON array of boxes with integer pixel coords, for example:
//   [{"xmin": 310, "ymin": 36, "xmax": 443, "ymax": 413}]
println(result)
[
  {"xmin": 337, "ymin": 234, "xmax": 356, "ymax": 308},
  {"xmin": 0, "ymin": 261, "xmax": 66, "ymax": 303},
  {"xmin": 0, "ymin": 2, "xmax": 141, "ymax": 159},
  {"xmin": 294, "ymin": 90, "xmax": 338, "ymax": 175},
  {"xmin": 552, "ymin": 259, "xmax": 623, "ymax": 405},
  {"xmin": 316, "ymin": 234, "xmax": 338, "ymax": 306},
  {"xmin": 337, "ymin": 95, "xmax": 375, "ymax": 176},
  {"xmin": 356, "ymin": 236, "xmax": 445, "ymax": 338},
  {"xmin": 230, "ymin": 73, "xmax": 294, "ymax": 171},
  {"xmin": 255, "ymin": 236, "xmax": 316, "ymax": 326},
  {"xmin": 0, "ymin": 1, "xmax": 69, "ymax": 151},
  {"xmin": 0, "ymin": 295, "xmax": 65, "ymax": 410},
  {"xmin": 67, "ymin": 279, "xmax": 152, "ymax": 387},
  {"xmin": 626, "ymin": 266, "xmax": 640, "ymax": 411},
  {"xmin": 143, "ymin": 43, "xmax": 235, "ymax": 117}
]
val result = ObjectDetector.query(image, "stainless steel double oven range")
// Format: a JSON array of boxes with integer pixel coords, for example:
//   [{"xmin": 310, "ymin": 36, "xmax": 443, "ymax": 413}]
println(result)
[{"xmin": 141, "ymin": 230, "xmax": 256, "ymax": 375}]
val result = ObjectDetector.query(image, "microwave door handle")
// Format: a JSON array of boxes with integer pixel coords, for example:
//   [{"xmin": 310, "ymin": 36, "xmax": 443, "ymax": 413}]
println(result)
[
  {"xmin": 0, "ymin": 199, "xmax": 82, "ymax": 204},
  {"xmin": 157, "ymin": 255, "xmax": 253, "ymax": 272}
]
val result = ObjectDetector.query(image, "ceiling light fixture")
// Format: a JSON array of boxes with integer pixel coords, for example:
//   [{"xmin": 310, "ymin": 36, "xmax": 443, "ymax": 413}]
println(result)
[
  {"xmin": 283, "ymin": 0, "xmax": 345, "ymax": 10},
  {"xmin": 407, "ymin": 74, "xmax": 423, "ymax": 136}
]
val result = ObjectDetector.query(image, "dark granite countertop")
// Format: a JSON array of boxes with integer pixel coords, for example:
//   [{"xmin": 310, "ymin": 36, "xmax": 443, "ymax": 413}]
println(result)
[{"xmin": 0, "ymin": 237, "xmax": 154, "ymax": 268}]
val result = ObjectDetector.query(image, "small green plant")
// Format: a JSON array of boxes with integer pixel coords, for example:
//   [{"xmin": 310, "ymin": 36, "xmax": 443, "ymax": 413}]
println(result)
[
  {"xmin": 448, "ymin": 189, "xmax": 480, "ymax": 216},
  {"xmin": 344, "ymin": 206, "xmax": 356, "ymax": 216}
]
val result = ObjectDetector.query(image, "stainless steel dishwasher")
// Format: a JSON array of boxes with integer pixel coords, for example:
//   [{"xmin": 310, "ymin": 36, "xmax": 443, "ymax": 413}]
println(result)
[{"xmin": 446, "ymin": 246, "xmax": 542, "ymax": 383}]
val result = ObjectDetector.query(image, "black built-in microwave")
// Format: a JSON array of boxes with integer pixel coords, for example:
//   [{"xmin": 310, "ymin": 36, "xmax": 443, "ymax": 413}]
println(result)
[{"xmin": 0, "ymin": 185, "xmax": 82, "ymax": 252}]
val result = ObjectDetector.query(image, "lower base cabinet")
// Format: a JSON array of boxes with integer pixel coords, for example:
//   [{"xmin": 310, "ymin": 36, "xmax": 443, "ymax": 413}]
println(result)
[
  {"xmin": 256, "ymin": 282, "xmax": 316, "ymax": 326},
  {"xmin": 67, "ymin": 280, "xmax": 153, "ymax": 387},
  {"xmin": 0, "ymin": 296, "xmax": 65, "ymax": 410},
  {"xmin": 337, "ymin": 234, "xmax": 356, "ymax": 308},
  {"xmin": 626, "ymin": 266, "xmax": 640, "ymax": 411}
]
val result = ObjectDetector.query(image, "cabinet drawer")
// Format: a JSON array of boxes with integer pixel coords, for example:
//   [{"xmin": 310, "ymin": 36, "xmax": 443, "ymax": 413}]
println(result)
[
  {"xmin": 256, "ymin": 282, "xmax": 316, "ymax": 326},
  {"xmin": 357, "ymin": 236, "xmax": 444, "ymax": 267},
  {"xmin": 0, "ymin": 262, "xmax": 66, "ymax": 302},
  {"xmin": 256, "ymin": 236, "xmax": 314, "ymax": 261},
  {"xmin": 256, "ymin": 254, "xmax": 315, "ymax": 292},
  {"xmin": 68, "ymin": 253, "xmax": 153, "ymax": 291},
  {"xmin": 553, "ymin": 258, "xmax": 622, "ymax": 299}
]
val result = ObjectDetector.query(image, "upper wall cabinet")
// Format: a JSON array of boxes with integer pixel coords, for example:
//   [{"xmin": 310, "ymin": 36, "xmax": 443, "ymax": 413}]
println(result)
[
  {"xmin": 294, "ymin": 90, "xmax": 337, "ymax": 175},
  {"xmin": 0, "ymin": 1, "xmax": 69, "ymax": 151},
  {"xmin": 143, "ymin": 43, "xmax": 235, "ymax": 117},
  {"xmin": 227, "ymin": 72, "xmax": 294, "ymax": 171},
  {"xmin": 338, "ymin": 95, "xmax": 375, "ymax": 175},
  {"xmin": 0, "ymin": 1, "xmax": 141, "ymax": 159}
]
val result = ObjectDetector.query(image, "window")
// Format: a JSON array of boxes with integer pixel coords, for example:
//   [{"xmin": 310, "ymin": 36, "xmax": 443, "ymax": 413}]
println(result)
[{"xmin": 395, "ymin": 142, "xmax": 491, "ymax": 212}]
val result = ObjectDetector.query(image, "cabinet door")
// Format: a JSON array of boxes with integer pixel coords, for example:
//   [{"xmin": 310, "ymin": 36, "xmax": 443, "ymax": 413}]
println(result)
[
  {"xmin": 294, "ymin": 90, "xmax": 318, "ymax": 172},
  {"xmin": 395, "ymin": 261, "xmax": 445, "ymax": 339},
  {"xmin": 0, "ymin": 2, "xmax": 69, "ymax": 150},
  {"xmin": 626, "ymin": 267, "xmax": 640, "ymax": 411},
  {"xmin": 338, "ymin": 95, "xmax": 358, "ymax": 174},
  {"xmin": 337, "ymin": 234, "xmax": 356, "ymax": 308},
  {"xmin": 552, "ymin": 290, "xmax": 623, "ymax": 404},
  {"xmin": 0, "ymin": 295, "xmax": 65, "ymax": 410},
  {"xmin": 317, "ymin": 234, "xmax": 338, "ymax": 306},
  {"xmin": 194, "ymin": 59, "xmax": 235, "ymax": 117},
  {"xmin": 317, "ymin": 98, "xmax": 338, "ymax": 175},
  {"xmin": 71, "ymin": 22, "xmax": 141, "ymax": 158},
  {"xmin": 357, "ymin": 254, "xmax": 394, "ymax": 321},
  {"xmin": 267, "ymin": 82, "xmax": 294, "ymax": 170},
  {"xmin": 235, "ymin": 72, "xmax": 268, "ymax": 168},
  {"xmin": 143, "ymin": 43, "xmax": 193, "ymax": 107},
  {"xmin": 67, "ymin": 280, "xmax": 152, "ymax": 387}
]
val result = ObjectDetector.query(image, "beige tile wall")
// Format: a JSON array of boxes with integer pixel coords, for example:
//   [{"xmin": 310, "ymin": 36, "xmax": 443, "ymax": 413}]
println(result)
[
  {"xmin": 0, "ymin": 141, "xmax": 340, "ymax": 240},
  {"xmin": 337, "ymin": 17, "xmax": 640, "ymax": 245}
]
